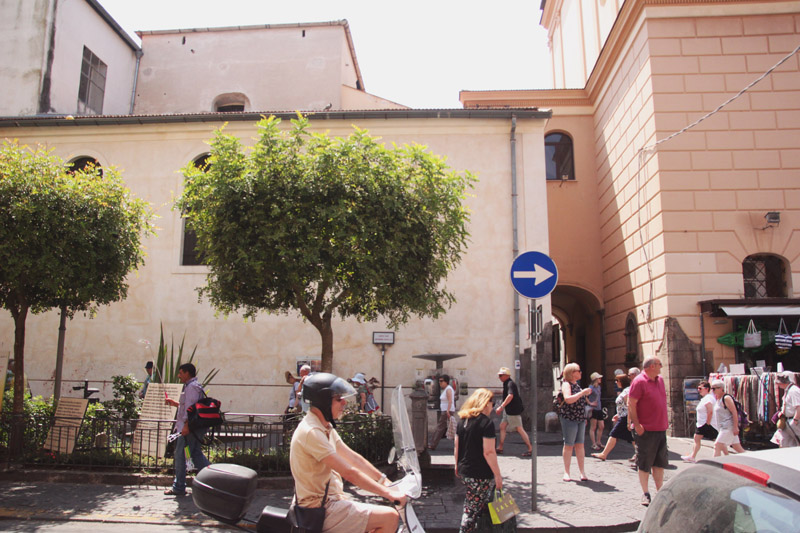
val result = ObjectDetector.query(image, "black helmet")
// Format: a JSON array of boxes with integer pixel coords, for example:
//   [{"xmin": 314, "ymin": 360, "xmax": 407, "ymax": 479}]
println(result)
[{"xmin": 302, "ymin": 373, "xmax": 356, "ymax": 426}]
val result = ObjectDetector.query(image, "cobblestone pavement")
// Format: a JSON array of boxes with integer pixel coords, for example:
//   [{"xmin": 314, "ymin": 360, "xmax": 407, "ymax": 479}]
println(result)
[{"xmin": 0, "ymin": 435, "xmax": 712, "ymax": 532}]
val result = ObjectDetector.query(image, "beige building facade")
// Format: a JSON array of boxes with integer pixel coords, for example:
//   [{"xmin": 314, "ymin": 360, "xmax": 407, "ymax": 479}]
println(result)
[
  {"xmin": 463, "ymin": 0, "xmax": 800, "ymax": 435},
  {"xmin": 0, "ymin": 1, "xmax": 553, "ymax": 415}
]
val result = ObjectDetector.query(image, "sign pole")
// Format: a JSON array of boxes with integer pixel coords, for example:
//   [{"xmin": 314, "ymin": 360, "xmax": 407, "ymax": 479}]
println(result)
[
  {"xmin": 372, "ymin": 332, "xmax": 395, "ymax": 410},
  {"xmin": 509, "ymin": 252, "xmax": 558, "ymax": 516},
  {"xmin": 381, "ymin": 344, "xmax": 386, "ymax": 409}
]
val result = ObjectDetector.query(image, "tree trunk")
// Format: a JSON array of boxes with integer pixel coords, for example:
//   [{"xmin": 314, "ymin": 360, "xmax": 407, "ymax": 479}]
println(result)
[
  {"xmin": 54, "ymin": 305, "xmax": 67, "ymax": 403},
  {"xmin": 10, "ymin": 304, "xmax": 28, "ymax": 458},
  {"xmin": 319, "ymin": 316, "xmax": 334, "ymax": 373}
]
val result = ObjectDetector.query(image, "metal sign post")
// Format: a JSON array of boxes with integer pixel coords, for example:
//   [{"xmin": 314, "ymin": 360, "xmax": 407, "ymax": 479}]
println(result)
[
  {"xmin": 510, "ymin": 252, "xmax": 558, "ymax": 513},
  {"xmin": 372, "ymin": 331, "xmax": 395, "ymax": 408}
]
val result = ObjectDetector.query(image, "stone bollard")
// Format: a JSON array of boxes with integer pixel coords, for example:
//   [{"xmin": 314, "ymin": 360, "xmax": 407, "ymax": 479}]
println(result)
[
  {"xmin": 545, "ymin": 411, "xmax": 561, "ymax": 433},
  {"xmin": 410, "ymin": 385, "xmax": 429, "ymax": 454}
]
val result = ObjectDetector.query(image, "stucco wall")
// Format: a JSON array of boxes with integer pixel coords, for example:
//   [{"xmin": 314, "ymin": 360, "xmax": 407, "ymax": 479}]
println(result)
[
  {"xmin": 134, "ymin": 24, "xmax": 352, "ymax": 114},
  {"xmin": 0, "ymin": 0, "xmax": 52, "ymax": 116},
  {"xmin": 0, "ymin": 115, "xmax": 549, "ymax": 415},
  {"xmin": 47, "ymin": 0, "xmax": 138, "ymax": 115}
]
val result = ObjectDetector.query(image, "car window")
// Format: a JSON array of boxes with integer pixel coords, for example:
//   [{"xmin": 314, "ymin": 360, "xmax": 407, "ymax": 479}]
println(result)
[{"xmin": 639, "ymin": 465, "xmax": 800, "ymax": 533}]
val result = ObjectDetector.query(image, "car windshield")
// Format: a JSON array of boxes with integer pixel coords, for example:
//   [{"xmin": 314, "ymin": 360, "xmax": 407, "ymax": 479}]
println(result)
[{"xmin": 639, "ymin": 464, "xmax": 800, "ymax": 533}]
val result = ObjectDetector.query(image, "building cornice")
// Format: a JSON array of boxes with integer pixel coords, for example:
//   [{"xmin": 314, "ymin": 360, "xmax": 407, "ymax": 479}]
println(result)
[{"xmin": 0, "ymin": 109, "xmax": 552, "ymax": 129}]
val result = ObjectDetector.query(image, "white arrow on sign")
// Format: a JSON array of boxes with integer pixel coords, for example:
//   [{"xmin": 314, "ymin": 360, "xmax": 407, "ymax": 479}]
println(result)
[{"xmin": 512, "ymin": 264, "xmax": 554, "ymax": 286}]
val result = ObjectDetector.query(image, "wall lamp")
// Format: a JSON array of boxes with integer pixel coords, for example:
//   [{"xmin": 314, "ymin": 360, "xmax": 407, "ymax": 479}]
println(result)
[{"xmin": 763, "ymin": 211, "xmax": 780, "ymax": 229}]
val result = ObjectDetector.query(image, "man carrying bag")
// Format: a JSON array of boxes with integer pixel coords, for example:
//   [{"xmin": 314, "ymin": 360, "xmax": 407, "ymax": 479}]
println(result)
[{"xmin": 164, "ymin": 363, "xmax": 211, "ymax": 496}]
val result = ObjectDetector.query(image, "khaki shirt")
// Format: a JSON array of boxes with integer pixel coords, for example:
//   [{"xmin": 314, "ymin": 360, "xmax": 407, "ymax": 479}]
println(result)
[{"xmin": 290, "ymin": 412, "xmax": 346, "ymax": 507}]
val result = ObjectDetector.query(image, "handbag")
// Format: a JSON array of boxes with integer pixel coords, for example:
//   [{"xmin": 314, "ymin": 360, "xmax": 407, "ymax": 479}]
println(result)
[
  {"xmin": 793, "ymin": 318, "xmax": 800, "ymax": 347},
  {"xmin": 775, "ymin": 318, "xmax": 792, "ymax": 353},
  {"xmin": 743, "ymin": 320, "xmax": 761, "ymax": 348},
  {"xmin": 446, "ymin": 414, "xmax": 458, "ymax": 440},
  {"xmin": 488, "ymin": 489, "xmax": 521, "ymax": 525},
  {"xmin": 287, "ymin": 481, "xmax": 329, "ymax": 533},
  {"xmin": 777, "ymin": 413, "xmax": 787, "ymax": 430}
]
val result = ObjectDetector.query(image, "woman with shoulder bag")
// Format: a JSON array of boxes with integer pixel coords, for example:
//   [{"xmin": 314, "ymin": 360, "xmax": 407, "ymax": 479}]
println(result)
[{"xmin": 558, "ymin": 363, "xmax": 592, "ymax": 482}]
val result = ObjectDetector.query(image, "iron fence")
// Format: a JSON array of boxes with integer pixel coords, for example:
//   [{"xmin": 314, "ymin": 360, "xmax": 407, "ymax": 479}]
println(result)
[{"xmin": 0, "ymin": 411, "xmax": 392, "ymax": 475}]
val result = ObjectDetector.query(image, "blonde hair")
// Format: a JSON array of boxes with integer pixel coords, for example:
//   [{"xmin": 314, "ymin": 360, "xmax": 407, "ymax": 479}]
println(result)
[
  {"xmin": 562, "ymin": 363, "xmax": 581, "ymax": 382},
  {"xmin": 457, "ymin": 388, "xmax": 494, "ymax": 419}
]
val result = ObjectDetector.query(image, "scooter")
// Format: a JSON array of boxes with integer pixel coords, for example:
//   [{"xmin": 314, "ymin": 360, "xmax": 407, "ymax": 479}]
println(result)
[{"xmin": 191, "ymin": 384, "xmax": 425, "ymax": 533}]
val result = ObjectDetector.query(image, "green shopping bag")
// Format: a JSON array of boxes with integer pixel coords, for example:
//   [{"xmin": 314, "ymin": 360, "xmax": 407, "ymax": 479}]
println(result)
[{"xmin": 488, "ymin": 489, "xmax": 520, "ymax": 525}]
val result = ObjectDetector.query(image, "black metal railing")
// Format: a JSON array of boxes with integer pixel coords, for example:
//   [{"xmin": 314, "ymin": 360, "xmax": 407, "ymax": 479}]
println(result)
[{"xmin": 0, "ymin": 412, "xmax": 392, "ymax": 475}]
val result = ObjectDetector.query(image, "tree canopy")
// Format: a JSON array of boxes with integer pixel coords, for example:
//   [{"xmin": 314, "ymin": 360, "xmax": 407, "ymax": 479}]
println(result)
[
  {"xmin": 177, "ymin": 115, "xmax": 474, "ymax": 371},
  {"xmin": 0, "ymin": 139, "xmax": 154, "ymax": 454}
]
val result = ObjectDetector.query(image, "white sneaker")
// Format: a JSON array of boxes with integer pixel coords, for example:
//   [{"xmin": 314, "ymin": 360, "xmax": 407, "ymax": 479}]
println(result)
[{"xmin": 680, "ymin": 455, "xmax": 696, "ymax": 463}]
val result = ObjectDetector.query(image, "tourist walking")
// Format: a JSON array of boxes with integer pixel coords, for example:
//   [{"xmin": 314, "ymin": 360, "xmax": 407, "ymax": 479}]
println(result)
[
  {"xmin": 587, "ymin": 372, "xmax": 605, "ymax": 450},
  {"xmin": 681, "ymin": 380, "xmax": 718, "ymax": 462},
  {"xmin": 454, "ymin": 388, "xmax": 503, "ymax": 533},
  {"xmin": 711, "ymin": 379, "xmax": 746, "ymax": 456},
  {"xmin": 591, "ymin": 374, "xmax": 633, "ymax": 461},
  {"xmin": 495, "ymin": 367, "xmax": 533, "ymax": 456},
  {"xmin": 628, "ymin": 356, "xmax": 668, "ymax": 506}
]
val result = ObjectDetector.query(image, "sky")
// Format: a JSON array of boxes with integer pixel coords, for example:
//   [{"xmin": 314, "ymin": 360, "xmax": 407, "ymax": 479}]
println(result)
[{"xmin": 98, "ymin": 0, "xmax": 553, "ymax": 109}]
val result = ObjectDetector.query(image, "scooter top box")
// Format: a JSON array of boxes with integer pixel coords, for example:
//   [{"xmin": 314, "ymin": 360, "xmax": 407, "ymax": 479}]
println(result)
[{"xmin": 192, "ymin": 463, "xmax": 258, "ymax": 523}]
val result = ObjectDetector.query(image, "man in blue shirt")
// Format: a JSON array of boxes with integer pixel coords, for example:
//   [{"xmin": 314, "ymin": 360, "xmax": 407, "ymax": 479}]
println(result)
[{"xmin": 163, "ymin": 363, "xmax": 211, "ymax": 496}]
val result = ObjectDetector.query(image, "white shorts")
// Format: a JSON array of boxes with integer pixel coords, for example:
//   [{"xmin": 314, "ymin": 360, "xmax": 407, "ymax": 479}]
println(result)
[
  {"xmin": 715, "ymin": 428, "xmax": 740, "ymax": 446},
  {"xmin": 322, "ymin": 498, "xmax": 373, "ymax": 533}
]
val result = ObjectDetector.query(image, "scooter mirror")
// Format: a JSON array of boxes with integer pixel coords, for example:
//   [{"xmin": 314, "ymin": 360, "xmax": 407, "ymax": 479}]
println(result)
[{"xmin": 387, "ymin": 446, "xmax": 396, "ymax": 464}]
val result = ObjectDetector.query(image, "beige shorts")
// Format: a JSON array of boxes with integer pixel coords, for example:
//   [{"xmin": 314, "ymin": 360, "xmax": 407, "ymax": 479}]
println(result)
[
  {"xmin": 715, "ymin": 428, "xmax": 741, "ymax": 447},
  {"xmin": 322, "ymin": 498, "xmax": 372, "ymax": 533},
  {"xmin": 502, "ymin": 412, "xmax": 523, "ymax": 430}
]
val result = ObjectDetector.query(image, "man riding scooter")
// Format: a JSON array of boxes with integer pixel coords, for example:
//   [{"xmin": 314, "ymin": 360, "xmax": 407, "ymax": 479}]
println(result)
[{"xmin": 291, "ymin": 372, "xmax": 407, "ymax": 532}]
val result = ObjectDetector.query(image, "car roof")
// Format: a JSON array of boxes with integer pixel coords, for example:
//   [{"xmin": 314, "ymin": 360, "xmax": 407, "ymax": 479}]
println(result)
[{"xmin": 698, "ymin": 447, "xmax": 800, "ymax": 500}]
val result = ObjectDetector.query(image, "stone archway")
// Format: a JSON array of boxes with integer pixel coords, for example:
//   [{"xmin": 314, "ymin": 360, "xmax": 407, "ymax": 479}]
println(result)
[{"xmin": 551, "ymin": 285, "xmax": 604, "ymax": 390}]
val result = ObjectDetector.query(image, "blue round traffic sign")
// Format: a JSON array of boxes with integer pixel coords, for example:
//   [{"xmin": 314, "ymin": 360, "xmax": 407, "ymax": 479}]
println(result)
[{"xmin": 510, "ymin": 251, "xmax": 558, "ymax": 299}]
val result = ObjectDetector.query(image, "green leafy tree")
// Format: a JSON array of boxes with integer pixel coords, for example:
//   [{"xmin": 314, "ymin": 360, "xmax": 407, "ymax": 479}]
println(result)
[
  {"xmin": 177, "ymin": 115, "xmax": 474, "ymax": 371},
  {"xmin": 0, "ymin": 140, "xmax": 153, "ymax": 456}
]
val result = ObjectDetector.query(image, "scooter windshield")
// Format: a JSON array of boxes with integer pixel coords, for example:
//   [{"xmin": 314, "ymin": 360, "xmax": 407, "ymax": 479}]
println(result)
[{"xmin": 391, "ymin": 385, "xmax": 421, "ymax": 476}]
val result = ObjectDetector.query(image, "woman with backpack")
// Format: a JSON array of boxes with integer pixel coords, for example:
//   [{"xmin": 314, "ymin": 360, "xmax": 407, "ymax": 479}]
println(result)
[{"xmin": 710, "ymin": 379, "xmax": 746, "ymax": 456}]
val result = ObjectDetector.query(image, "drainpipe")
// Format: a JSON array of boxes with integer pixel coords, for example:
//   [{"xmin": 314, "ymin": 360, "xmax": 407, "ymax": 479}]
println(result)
[
  {"xmin": 511, "ymin": 115, "xmax": 520, "ymax": 368},
  {"xmin": 699, "ymin": 312, "xmax": 707, "ymax": 376},
  {"xmin": 129, "ymin": 49, "xmax": 143, "ymax": 114}
]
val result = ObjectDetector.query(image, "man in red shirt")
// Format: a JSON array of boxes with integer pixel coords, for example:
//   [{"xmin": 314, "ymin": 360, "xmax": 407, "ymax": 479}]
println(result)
[{"xmin": 627, "ymin": 356, "xmax": 668, "ymax": 507}]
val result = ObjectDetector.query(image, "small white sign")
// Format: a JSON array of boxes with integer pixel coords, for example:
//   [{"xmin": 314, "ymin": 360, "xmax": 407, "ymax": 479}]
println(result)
[
  {"xmin": 372, "ymin": 331, "xmax": 395, "ymax": 345},
  {"xmin": 515, "ymin": 360, "xmax": 521, "ymax": 370}
]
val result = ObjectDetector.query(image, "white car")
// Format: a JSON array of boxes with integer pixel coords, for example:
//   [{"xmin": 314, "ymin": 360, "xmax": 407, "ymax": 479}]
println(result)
[{"xmin": 638, "ymin": 447, "xmax": 800, "ymax": 532}]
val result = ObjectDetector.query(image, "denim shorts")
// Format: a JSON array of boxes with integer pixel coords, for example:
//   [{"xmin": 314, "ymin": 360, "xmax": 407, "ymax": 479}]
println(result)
[{"xmin": 560, "ymin": 417, "xmax": 586, "ymax": 446}]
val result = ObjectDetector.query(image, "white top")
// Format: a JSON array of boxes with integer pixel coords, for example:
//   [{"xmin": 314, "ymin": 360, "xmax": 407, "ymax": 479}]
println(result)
[
  {"xmin": 440, "ymin": 384, "xmax": 455, "ymax": 412},
  {"xmin": 697, "ymin": 393, "xmax": 717, "ymax": 428},
  {"xmin": 783, "ymin": 383, "xmax": 800, "ymax": 418}
]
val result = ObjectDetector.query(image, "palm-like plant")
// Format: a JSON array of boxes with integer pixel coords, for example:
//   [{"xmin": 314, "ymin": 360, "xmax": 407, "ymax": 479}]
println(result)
[{"xmin": 151, "ymin": 323, "xmax": 219, "ymax": 388}]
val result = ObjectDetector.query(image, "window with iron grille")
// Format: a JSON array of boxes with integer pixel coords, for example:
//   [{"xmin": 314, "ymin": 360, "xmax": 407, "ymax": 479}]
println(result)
[
  {"xmin": 78, "ymin": 47, "xmax": 107, "ymax": 115},
  {"xmin": 742, "ymin": 255, "xmax": 786, "ymax": 298}
]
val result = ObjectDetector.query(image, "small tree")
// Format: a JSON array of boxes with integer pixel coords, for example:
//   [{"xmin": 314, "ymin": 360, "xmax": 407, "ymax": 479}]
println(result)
[
  {"xmin": 0, "ymin": 140, "xmax": 153, "ymax": 456},
  {"xmin": 177, "ymin": 115, "xmax": 474, "ymax": 371}
]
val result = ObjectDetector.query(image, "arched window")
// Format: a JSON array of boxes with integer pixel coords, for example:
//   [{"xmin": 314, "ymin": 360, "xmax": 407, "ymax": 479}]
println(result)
[
  {"xmin": 545, "ymin": 132, "xmax": 575, "ymax": 181},
  {"xmin": 742, "ymin": 254, "xmax": 788, "ymax": 298},
  {"xmin": 213, "ymin": 92, "xmax": 249, "ymax": 113},
  {"xmin": 68, "ymin": 156, "xmax": 102, "ymax": 176},
  {"xmin": 181, "ymin": 154, "xmax": 209, "ymax": 266},
  {"xmin": 624, "ymin": 313, "xmax": 639, "ymax": 364}
]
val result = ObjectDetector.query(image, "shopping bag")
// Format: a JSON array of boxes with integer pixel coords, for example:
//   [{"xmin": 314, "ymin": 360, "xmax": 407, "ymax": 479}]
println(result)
[
  {"xmin": 743, "ymin": 320, "xmax": 761, "ymax": 349},
  {"xmin": 775, "ymin": 318, "xmax": 792, "ymax": 353},
  {"xmin": 446, "ymin": 414, "xmax": 458, "ymax": 440},
  {"xmin": 488, "ymin": 489, "xmax": 521, "ymax": 525},
  {"xmin": 478, "ymin": 510, "xmax": 517, "ymax": 532},
  {"xmin": 793, "ymin": 319, "xmax": 800, "ymax": 347}
]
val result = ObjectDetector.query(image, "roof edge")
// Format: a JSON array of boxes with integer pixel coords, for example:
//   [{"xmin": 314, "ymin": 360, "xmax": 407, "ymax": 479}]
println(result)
[
  {"xmin": 0, "ymin": 109, "xmax": 553, "ymax": 128},
  {"xmin": 85, "ymin": 0, "xmax": 141, "ymax": 52}
]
